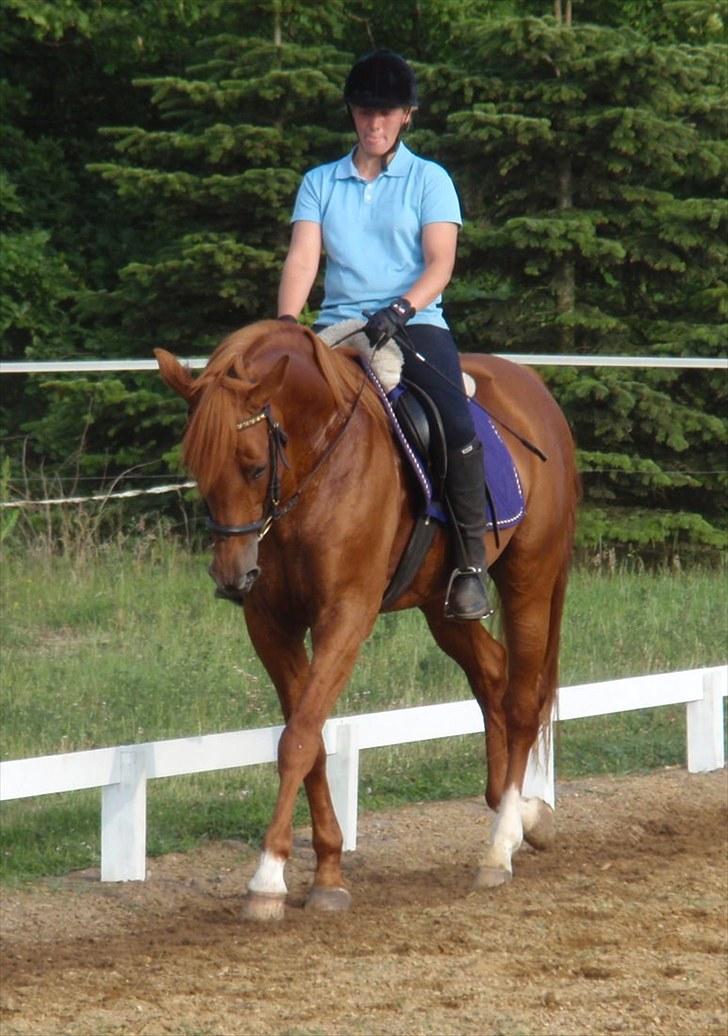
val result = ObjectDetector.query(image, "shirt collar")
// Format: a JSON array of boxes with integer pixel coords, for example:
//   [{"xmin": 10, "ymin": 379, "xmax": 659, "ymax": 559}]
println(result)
[
  {"xmin": 335, "ymin": 141, "xmax": 414, "ymax": 181},
  {"xmin": 384, "ymin": 141, "xmax": 414, "ymax": 177}
]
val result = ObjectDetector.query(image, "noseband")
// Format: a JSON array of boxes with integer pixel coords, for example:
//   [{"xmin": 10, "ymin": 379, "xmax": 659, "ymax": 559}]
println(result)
[{"xmin": 206, "ymin": 378, "xmax": 366, "ymax": 540}]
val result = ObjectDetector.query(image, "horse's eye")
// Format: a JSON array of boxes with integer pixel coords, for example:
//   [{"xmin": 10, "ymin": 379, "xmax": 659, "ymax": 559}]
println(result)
[{"xmin": 247, "ymin": 464, "xmax": 267, "ymax": 482}]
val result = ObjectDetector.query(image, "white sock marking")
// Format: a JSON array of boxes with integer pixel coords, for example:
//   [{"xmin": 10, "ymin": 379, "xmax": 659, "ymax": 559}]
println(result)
[
  {"xmin": 483, "ymin": 785, "xmax": 524, "ymax": 873},
  {"xmin": 248, "ymin": 850, "xmax": 287, "ymax": 896}
]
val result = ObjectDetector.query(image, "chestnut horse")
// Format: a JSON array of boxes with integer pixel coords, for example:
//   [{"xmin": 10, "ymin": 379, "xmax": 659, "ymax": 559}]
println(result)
[{"xmin": 156, "ymin": 320, "xmax": 578, "ymax": 920}]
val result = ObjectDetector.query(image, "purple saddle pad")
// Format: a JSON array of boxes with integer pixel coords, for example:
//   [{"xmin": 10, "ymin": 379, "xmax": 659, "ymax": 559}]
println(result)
[
  {"xmin": 365, "ymin": 361, "xmax": 525, "ymax": 532},
  {"xmin": 469, "ymin": 400, "xmax": 526, "ymax": 530}
]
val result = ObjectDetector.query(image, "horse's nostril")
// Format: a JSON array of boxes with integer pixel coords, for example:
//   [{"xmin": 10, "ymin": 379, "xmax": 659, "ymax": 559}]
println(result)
[
  {"xmin": 237, "ymin": 569, "xmax": 261, "ymax": 597},
  {"xmin": 211, "ymin": 566, "xmax": 261, "ymax": 602}
]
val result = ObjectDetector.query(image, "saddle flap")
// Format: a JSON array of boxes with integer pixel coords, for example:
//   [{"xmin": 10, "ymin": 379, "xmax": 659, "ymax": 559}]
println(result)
[{"xmin": 391, "ymin": 380, "xmax": 448, "ymax": 498}]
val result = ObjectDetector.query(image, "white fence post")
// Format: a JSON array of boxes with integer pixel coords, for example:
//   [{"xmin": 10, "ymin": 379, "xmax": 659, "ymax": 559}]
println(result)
[
  {"xmin": 100, "ymin": 747, "xmax": 147, "ymax": 881},
  {"xmin": 523, "ymin": 717, "xmax": 555, "ymax": 807},
  {"xmin": 687, "ymin": 668, "xmax": 727, "ymax": 773},
  {"xmin": 327, "ymin": 722, "xmax": 360, "ymax": 852}
]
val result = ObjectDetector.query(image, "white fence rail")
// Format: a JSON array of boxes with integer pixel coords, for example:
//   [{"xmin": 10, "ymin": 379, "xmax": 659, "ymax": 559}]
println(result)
[
  {"xmin": 1, "ymin": 666, "xmax": 725, "ymax": 883},
  {"xmin": 1, "ymin": 355, "xmax": 726, "ymax": 374}
]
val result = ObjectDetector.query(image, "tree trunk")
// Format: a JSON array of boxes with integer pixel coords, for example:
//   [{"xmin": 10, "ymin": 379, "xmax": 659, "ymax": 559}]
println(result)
[
  {"xmin": 554, "ymin": 0, "xmax": 572, "ymax": 25},
  {"xmin": 553, "ymin": 3, "xmax": 575, "ymax": 349},
  {"xmin": 554, "ymin": 153, "xmax": 576, "ymax": 349},
  {"xmin": 273, "ymin": 0, "xmax": 282, "ymax": 47}
]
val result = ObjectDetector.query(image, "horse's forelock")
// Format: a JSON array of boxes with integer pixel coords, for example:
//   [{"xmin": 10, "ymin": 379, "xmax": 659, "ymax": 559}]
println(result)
[
  {"xmin": 181, "ymin": 327, "xmax": 269, "ymax": 493},
  {"xmin": 182, "ymin": 375, "xmax": 241, "ymax": 495}
]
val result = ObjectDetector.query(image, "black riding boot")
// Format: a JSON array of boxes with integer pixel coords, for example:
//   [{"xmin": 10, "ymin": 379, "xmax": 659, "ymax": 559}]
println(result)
[{"xmin": 444, "ymin": 437, "xmax": 493, "ymax": 621}]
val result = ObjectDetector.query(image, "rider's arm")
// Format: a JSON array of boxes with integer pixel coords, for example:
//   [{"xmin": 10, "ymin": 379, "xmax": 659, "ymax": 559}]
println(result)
[
  {"xmin": 403, "ymin": 221, "xmax": 459, "ymax": 313},
  {"xmin": 277, "ymin": 220, "xmax": 323, "ymax": 319}
]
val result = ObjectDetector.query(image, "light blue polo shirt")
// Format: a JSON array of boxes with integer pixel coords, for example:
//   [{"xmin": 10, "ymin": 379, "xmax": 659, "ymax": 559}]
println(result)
[{"xmin": 291, "ymin": 142, "xmax": 462, "ymax": 328}]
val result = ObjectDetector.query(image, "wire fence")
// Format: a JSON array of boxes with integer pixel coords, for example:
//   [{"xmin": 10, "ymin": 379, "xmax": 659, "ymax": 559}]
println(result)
[{"xmin": 0, "ymin": 482, "xmax": 196, "ymax": 509}]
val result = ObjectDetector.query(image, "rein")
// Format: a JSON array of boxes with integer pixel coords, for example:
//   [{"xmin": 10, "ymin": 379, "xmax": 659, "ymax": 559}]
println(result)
[{"xmin": 206, "ymin": 373, "xmax": 368, "ymax": 539}]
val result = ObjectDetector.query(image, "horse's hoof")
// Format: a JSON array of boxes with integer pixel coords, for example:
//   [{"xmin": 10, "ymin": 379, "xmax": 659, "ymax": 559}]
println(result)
[
  {"xmin": 523, "ymin": 804, "xmax": 556, "ymax": 851},
  {"xmin": 305, "ymin": 886, "xmax": 352, "ymax": 913},
  {"xmin": 474, "ymin": 865, "xmax": 512, "ymax": 889},
  {"xmin": 242, "ymin": 892, "xmax": 286, "ymax": 922}
]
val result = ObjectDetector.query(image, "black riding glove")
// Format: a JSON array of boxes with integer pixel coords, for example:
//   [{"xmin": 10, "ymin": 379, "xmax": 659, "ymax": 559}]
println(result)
[
  {"xmin": 277, "ymin": 314, "xmax": 297, "ymax": 323},
  {"xmin": 364, "ymin": 297, "xmax": 416, "ymax": 349}
]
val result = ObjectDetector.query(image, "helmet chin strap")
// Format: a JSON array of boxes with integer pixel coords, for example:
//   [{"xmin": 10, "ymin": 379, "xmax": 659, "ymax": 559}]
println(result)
[
  {"xmin": 379, "ymin": 110, "xmax": 413, "ymax": 171},
  {"xmin": 380, "ymin": 128, "xmax": 408, "ymax": 171}
]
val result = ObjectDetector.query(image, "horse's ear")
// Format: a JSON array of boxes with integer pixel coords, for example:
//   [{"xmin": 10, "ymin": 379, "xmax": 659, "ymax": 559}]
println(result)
[
  {"xmin": 154, "ymin": 348, "xmax": 196, "ymax": 402},
  {"xmin": 246, "ymin": 355, "xmax": 290, "ymax": 411}
]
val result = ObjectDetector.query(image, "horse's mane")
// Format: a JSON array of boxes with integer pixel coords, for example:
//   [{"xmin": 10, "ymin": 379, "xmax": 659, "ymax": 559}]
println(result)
[{"xmin": 182, "ymin": 321, "xmax": 382, "ymax": 494}]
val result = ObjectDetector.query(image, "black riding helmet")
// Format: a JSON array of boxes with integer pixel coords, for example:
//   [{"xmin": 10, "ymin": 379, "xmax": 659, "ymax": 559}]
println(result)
[{"xmin": 344, "ymin": 50, "xmax": 418, "ymax": 110}]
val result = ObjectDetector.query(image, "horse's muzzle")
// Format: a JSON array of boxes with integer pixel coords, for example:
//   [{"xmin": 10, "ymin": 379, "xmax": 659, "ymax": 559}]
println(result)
[{"xmin": 210, "ymin": 564, "xmax": 261, "ymax": 602}]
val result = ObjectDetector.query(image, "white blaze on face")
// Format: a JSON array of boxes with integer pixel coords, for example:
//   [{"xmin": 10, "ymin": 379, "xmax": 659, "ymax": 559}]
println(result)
[{"xmin": 248, "ymin": 851, "xmax": 287, "ymax": 896}]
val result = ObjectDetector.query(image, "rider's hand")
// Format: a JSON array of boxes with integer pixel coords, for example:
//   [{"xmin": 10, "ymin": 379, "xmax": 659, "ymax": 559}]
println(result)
[
  {"xmin": 277, "ymin": 314, "xmax": 297, "ymax": 323},
  {"xmin": 364, "ymin": 297, "xmax": 416, "ymax": 349}
]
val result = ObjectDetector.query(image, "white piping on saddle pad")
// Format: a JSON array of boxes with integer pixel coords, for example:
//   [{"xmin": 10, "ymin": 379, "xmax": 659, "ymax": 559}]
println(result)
[{"xmin": 317, "ymin": 319, "xmax": 476, "ymax": 398}]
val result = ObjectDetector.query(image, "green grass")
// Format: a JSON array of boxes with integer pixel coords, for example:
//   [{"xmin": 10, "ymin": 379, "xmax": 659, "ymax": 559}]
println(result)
[{"xmin": 1, "ymin": 539, "xmax": 726, "ymax": 881}]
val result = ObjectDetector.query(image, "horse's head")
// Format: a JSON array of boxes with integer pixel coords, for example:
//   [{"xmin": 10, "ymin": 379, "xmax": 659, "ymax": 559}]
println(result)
[{"xmin": 155, "ymin": 341, "xmax": 290, "ymax": 603}]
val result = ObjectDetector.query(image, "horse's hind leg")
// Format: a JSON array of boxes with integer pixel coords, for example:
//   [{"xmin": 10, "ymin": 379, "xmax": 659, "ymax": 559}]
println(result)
[
  {"xmin": 424, "ymin": 589, "xmax": 557, "ymax": 889},
  {"xmin": 475, "ymin": 578, "xmax": 560, "ymax": 887},
  {"xmin": 420, "ymin": 607, "xmax": 512, "ymax": 851},
  {"xmin": 242, "ymin": 604, "xmax": 350, "ymax": 918},
  {"xmin": 421, "ymin": 605, "xmax": 509, "ymax": 803}
]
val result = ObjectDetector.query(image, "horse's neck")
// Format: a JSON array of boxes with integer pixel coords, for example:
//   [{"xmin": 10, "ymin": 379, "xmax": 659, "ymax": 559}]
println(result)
[
  {"xmin": 279, "ymin": 358, "xmax": 391, "ymax": 489},
  {"xmin": 281, "ymin": 373, "xmax": 340, "ymax": 440}
]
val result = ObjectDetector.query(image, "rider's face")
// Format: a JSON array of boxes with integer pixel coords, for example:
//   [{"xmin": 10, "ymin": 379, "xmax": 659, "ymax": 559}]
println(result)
[{"xmin": 350, "ymin": 105, "xmax": 412, "ymax": 159}]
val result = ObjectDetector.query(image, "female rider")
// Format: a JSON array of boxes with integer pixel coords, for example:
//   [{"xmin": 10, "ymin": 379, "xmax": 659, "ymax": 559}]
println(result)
[{"xmin": 277, "ymin": 49, "xmax": 490, "ymax": 621}]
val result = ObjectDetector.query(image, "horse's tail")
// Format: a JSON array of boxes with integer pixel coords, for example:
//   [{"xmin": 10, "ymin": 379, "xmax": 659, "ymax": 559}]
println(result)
[
  {"xmin": 539, "ymin": 464, "xmax": 580, "ymax": 729},
  {"xmin": 539, "ymin": 559, "xmax": 568, "ymax": 729}
]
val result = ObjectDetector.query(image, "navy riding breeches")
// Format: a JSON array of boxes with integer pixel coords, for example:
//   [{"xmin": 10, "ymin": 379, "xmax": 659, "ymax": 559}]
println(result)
[{"xmin": 399, "ymin": 324, "xmax": 475, "ymax": 450}]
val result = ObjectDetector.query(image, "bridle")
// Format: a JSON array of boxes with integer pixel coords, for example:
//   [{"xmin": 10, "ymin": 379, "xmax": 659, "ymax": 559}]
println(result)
[
  {"xmin": 205, "ymin": 405, "xmax": 289, "ymax": 540},
  {"xmin": 205, "ymin": 376, "xmax": 367, "ymax": 540}
]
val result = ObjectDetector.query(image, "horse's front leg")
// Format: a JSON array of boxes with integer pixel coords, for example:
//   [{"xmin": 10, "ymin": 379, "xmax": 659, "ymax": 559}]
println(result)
[{"xmin": 244, "ymin": 605, "xmax": 374, "ymax": 920}]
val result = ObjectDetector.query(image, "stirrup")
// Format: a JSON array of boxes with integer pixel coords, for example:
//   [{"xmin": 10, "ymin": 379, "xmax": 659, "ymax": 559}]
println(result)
[{"xmin": 444, "ymin": 567, "xmax": 494, "ymax": 621}]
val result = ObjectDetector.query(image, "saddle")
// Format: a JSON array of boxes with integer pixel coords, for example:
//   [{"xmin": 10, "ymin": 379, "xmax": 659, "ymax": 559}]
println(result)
[
  {"xmin": 317, "ymin": 321, "xmax": 526, "ymax": 608},
  {"xmin": 389, "ymin": 380, "xmax": 448, "ymax": 498},
  {"xmin": 381, "ymin": 379, "xmax": 448, "ymax": 607}
]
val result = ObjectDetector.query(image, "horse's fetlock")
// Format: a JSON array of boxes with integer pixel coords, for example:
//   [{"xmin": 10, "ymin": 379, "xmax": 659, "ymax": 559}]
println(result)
[{"xmin": 522, "ymin": 799, "xmax": 556, "ymax": 851}]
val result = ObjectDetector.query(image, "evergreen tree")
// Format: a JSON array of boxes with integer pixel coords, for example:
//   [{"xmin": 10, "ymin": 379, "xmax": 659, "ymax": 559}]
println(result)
[
  {"xmin": 0, "ymin": 0, "xmax": 223, "ymax": 476},
  {"xmin": 417, "ymin": 6, "xmax": 726, "ymax": 554},
  {"xmin": 88, "ymin": 37, "xmax": 352, "ymax": 353},
  {"xmin": 2, "ymin": 0, "xmax": 725, "ymax": 555},
  {"xmin": 62, "ymin": 26, "xmax": 352, "ymax": 475}
]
